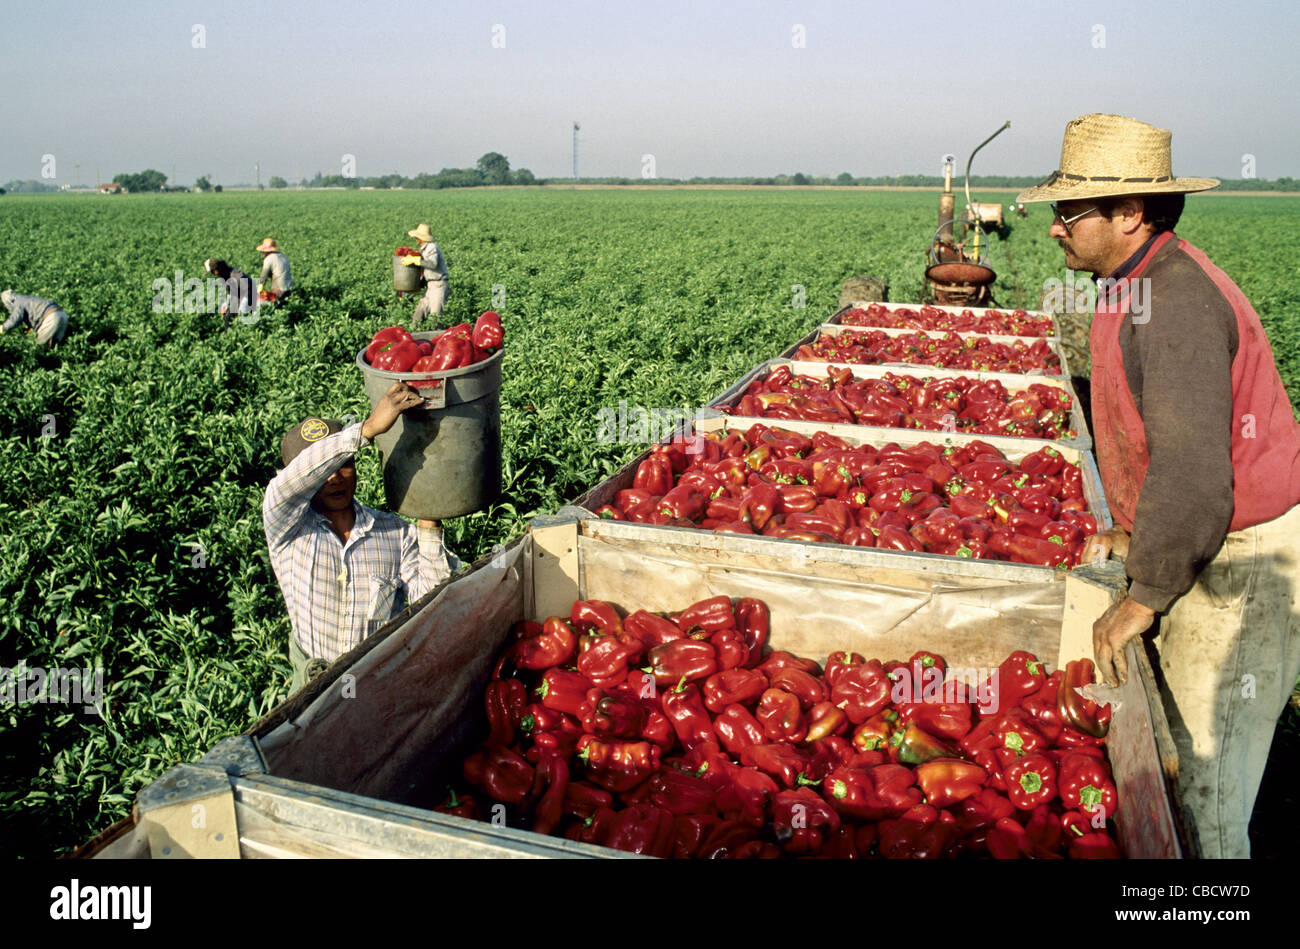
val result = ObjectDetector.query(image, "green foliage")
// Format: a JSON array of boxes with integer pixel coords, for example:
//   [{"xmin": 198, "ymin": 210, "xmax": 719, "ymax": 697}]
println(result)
[
  {"xmin": 268, "ymin": 176, "xmax": 288, "ymax": 189},
  {"xmin": 111, "ymin": 169, "xmax": 167, "ymax": 193},
  {"xmin": 0, "ymin": 189, "xmax": 1297, "ymax": 857},
  {"xmin": 476, "ymin": 153, "xmax": 511, "ymax": 186}
]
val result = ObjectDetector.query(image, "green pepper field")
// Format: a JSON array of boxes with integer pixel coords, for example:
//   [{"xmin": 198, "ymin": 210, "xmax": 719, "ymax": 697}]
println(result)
[{"xmin": 1, "ymin": 188, "xmax": 1297, "ymax": 856}]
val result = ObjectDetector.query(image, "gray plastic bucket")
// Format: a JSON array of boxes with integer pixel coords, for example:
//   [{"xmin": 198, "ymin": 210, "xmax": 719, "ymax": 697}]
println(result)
[
  {"xmin": 393, "ymin": 254, "xmax": 421, "ymax": 293},
  {"xmin": 356, "ymin": 335, "xmax": 502, "ymax": 519}
]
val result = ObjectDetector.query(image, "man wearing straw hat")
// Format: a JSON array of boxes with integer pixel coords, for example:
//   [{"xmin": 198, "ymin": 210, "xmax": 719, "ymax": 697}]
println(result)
[
  {"xmin": 256, "ymin": 237, "xmax": 293, "ymax": 302},
  {"xmin": 1, "ymin": 290, "xmax": 68, "ymax": 345},
  {"xmin": 407, "ymin": 223, "xmax": 449, "ymax": 327},
  {"xmin": 1020, "ymin": 113, "xmax": 1300, "ymax": 857},
  {"xmin": 263, "ymin": 382, "xmax": 461, "ymax": 691}
]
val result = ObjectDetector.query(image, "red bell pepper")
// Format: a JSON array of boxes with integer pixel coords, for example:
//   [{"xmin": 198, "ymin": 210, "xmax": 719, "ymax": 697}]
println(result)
[
  {"xmin": 831, "ymin": 659, "xmax": 893, "ymax": 724},
  {"xmin": 529, "ymin": 752, "xmax": 570, "ymax": 836},
  {"xmin": 670, "ymin": 814, "xmax": 723, "ymax": 859},
  {"xmin": 433, "ymin": 786, "xmax": 480, "ymax": 821},
  {"xmin": 645, "ymin": 639, "xmax": 717, "ymax": 688},
  {"xmin": 876, "ymin": 804, "xmax": 957, "ymax": 860},
  {"xmin": 484, "ymin": 678, "xmax": 526, "ymax": 747},
  {"xmin": 463, "ymin": 745, "xmax": 534, "ymax": 805},
  {"xmin": 365, "ymin": 326, "xmax": 413, "ymax": 362},
  {"xmin": 713, "ymin": 766, "xmax": 780, "ymax": 828},
  {"xmin": 1069, "ymin": 832, "xmax": 1122, "ymax": 859},
  {"xmin": 471, "ymin": 310, "xmax": 503, "ymax": 351},
  {"xmin": 987, "ymin": 817, "xmax": 1034, "ymax": 859},
  {"xmin": 710, "ymin": 628, "xmax": 748, "ymax": 671},
  {"xmin": 957, "ymin": 787, "xmax": 1016, "ymax": 836},
  {"xmin": 581, "ymin": 690, "xmax": 645, "ymax": 739},
  {"xmin": 371, "ymin": 338, "xmax": 422, "ymax": 372},
  {"xmin": 702, "ymin": 668, "xmax": 768, "ymax": 712},
  {"xmin": 824, "ymin": 650, "xmax": 866, "ymax": 689},
  {"xmin": 514, "ymin": 616, "xmax": 578, "ymax": 670},
  {"xmin": 660, "ymin": 678, "xmax": 718, "ymax": 751},
  {"xmin": 576, "ymin": 635, "xmax": 641, "ymax": 689},
  {"xmin": 604, "ymin": 804, "xmax": 675, "ymax": 858},
  {"xmin": 824, "ymin": 763, "xmax": 922, "ymax": 820},
  {"xmin": 992, "ymin": 706, "xmax": 1050, "ymax": 754},
  {"xmin": 562, "ymin": 781, "xmax": 614, "ymax": 821},
  {"xmin": 576, "ymin": 735, "xmax": 662, "ymax": 793},
  {"xmin": 647, "ymin": 767, "xmax": 718, "ymax": 815},
  {"xmin": 1058, "ymin": 750, "xmax": 1119, "ymax": 818},
  {"xmin": 633, "ymin": 455, "xmax": 673, "ymax": 496},
  {"xmin": 852, "ymin": 709, "xmax": 900, "ymax": 752},
  {"xmin": 622, "ymin": 610, "xmax": 683, "ymax": 649},
  {"xmin": 804, "ymin": 701, "xmax": 849, "ymax": 742},
  {"xmin": 756, "ymin": 688, "xmax": 808, "ymax": 743},
  {"xmin": 740, "ymin": 483, "xmax": 780, "ymax": 530},
  {"xmin": 914, "ymin": 758, "xmax": 987, "ymax": 808},
  {"xmin": 980, "ymin": 650, "xmax": 1048, "ymax": 717},
  {"xmin": 758, "ymin": 651, "xmax": 823, "ymax": 678},
  {"xmin": 538, "ymin": 668, "xmax": 592, "ymax": 717},
  {"xmin": 767, "ymin": 667, "xmax": 828, "ymax": 709},
  {"xmin": 895, "ymin": 701, "xmax": 972, "ymax": 743},
  {"xmin": 1004, "ymin": 752, "xmax": 1058, "ymax": 810},
  {"xmin": 1058, "ymin": 658, "xmax": 1113, "ymax": 738},
  {"xmin": 771, "ymin": 788, "xmax": 841, "ymax": 856},
  {"xmin": 740, "ymin": 742, "xmax": 813, "ymax": 788},
  {"xmin": 712, "ymin": 703, "xmax": 767, "ymax": 756},
  {"xmin": 675, "ymin": 595, "xmax": 737, "ymax": 634},
  {"xmin": 889, "ymin": 720, "xmax": 960, "ymax": 765}
]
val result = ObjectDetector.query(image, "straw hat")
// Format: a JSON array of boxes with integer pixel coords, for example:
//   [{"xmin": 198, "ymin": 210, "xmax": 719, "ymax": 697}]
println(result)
[
  {"xmin": 1017, "ymin": 114, "xmax": 1219, "ymax": 204},
  {"xmin": 407, "ymin": 223, "xmax": 435, "ymax": 243},
  {"xmin": 256, "ymin": 238, "xmax": 280, "ymax": 253}
]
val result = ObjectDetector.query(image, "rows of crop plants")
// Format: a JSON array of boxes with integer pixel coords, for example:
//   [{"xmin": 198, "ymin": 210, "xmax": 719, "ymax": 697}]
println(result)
[{"xmin": 0, "ymin": 188, "xmax": 1296, "ymax": 856}]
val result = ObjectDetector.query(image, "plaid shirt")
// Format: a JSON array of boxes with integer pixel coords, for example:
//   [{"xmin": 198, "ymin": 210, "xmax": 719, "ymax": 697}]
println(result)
[{"xmin": 262, "ymin": 422, "xmax": 458, "ymax": 662}]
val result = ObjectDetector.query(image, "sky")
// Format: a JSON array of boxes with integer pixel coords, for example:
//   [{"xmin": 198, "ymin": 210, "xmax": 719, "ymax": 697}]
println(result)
[{"xmin": 2, "ymin": 0, "xmax": 1298, "ymax": 186}]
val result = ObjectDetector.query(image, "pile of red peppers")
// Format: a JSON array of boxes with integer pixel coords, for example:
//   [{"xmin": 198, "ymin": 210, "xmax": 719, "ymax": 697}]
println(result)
[
  {"xmin": 841, "ymin": 303, "xmax": 1056, "ymax": 338},
  {"xmin": 364, "ymin": 311, "xmax": 504, "ymax": 374},
  {"xmin": 439, "ymin": 596, "xmax": 1123, "ymax": 859},
  {"xmin": 594, "ymin": 426, "xmax": 1098, "ymax": 568},
  {"xmin": 394, "ymin": 246, "xmax": 419, "ymax": 257},
  {"xmin": 795, "ymin": 329, "xmax": 1062, "ymax": 376},
  {"xmin": 726, "ymin": 365, "xmax": 1076, "ymax": 441}
]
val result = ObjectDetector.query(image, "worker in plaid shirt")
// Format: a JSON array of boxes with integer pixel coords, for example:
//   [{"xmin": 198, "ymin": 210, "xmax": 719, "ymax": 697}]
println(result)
[{"xmin": 264, "ymin": 382, "xmax": 461, "ymax": 691}]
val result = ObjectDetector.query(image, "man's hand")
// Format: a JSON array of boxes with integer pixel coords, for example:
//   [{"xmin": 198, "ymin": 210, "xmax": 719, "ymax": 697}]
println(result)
[
  {"xmin": 1080, "ymin": 526, "xmax": 1131, "ymax": 566},
  {"xmin": 361, "ymin": 382, "xmax": 424, "ymax": 440},
  {"xmin": 1092, "ymin": 594, "xmax": 1156, "ymax": 687},
  {"xmin": 417, "ymin": 518, "xmax": 440, "ymax": 529}
]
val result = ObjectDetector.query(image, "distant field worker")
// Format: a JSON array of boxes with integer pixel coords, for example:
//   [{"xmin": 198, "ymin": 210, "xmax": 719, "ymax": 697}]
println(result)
[
  {"xmin": 263, "ymin": 382, "xmax": 462, "ymax": 691},
  {"xmin": 204, "ymin": 258, "xmax": 256, "ymax": 319},
  {"xmin": 0, "ymin": 290, "xmax": 68, "ymax": 345},
  {"xmin": 256, "ymin": 238, "xmax": 293, "ymax": 301},
  {"xmin": 408, "ymin": 223, "xmax": 449, "ymax": 327}
]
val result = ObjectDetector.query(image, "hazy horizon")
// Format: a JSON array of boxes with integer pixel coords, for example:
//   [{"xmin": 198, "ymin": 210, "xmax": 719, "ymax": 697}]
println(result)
[{"xmin": 4, "ymin": 0, "xmax": 1298, "ymax": 187}]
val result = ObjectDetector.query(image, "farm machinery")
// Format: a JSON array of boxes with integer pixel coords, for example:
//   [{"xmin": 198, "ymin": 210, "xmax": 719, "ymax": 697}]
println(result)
[{"xmin": 925, "ymin": 121, "xmax": 1014, "ymax": 306}]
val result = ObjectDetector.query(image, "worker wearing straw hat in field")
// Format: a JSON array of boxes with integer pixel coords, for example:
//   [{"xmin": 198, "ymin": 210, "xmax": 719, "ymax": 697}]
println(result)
[
  {"xmin": 263, "ymin": 382, "xmax": 462, "ymax": 691},
  {"xmin": 1020, "ymin": 113, "xmax": 1300, "ymax": 858},
  {"xmin": 407, "ymin": 223, "xmax": 449, "ymax": 327},
  {"xmin": 1, "ymin": 289, "xmax": 68, "ymax": 346},
  {"xmin": 255, "ymin": 237, "xmax": 293, "ymax": 302}
]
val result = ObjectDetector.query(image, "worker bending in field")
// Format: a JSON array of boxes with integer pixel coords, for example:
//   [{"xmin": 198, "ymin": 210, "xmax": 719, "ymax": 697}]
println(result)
[
  {"xmin": 255, "ymin": 238, "xmax": 293, "ymax": 302},
  {"xmin": 1, "ymin": 289, "xmax": 68, "ymax": 345},
  {"xmin": 263, "ymin": 382, "xmax": 461, "ymax": 691},
  {"xmin": 204, "ymin": 258, "xmax": 256, "ymax": 320},
  {"xmin": 407, "ymin": 223, "xmax": 449, "ymax": 327},
  {"xmin": 1020, "ymin": 113, "xmax": 1300, "ymax": 857}
]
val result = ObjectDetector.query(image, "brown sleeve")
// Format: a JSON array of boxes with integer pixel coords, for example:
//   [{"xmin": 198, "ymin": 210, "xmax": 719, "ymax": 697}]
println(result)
[{"xmin": 1121, "ymin": 249, "xmax": 1238, "ymax": 612}]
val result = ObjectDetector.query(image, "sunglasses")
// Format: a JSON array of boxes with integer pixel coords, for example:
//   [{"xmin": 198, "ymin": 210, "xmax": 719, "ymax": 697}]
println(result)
[{"xmin": 1050, "ymin": 202, "xmax": 1100, "ymax": 233}]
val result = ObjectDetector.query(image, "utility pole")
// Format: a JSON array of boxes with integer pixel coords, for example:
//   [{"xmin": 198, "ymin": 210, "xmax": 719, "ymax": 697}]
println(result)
[
  {"xmin": 255, "ymin": 161, "xmax": 261, "ymax": 189},
  {"xmin": 74, "ymin": 163, "xmax": 80, "ymax": 188},
  {"xmin": 572, "ymin": 122, "xmax": 580, "ymax": 189}
]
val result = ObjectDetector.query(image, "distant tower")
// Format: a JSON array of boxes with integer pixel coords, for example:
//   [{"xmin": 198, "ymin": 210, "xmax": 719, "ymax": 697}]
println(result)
[{"xmin": 572, "ymin": 122, "xmax": 580, "ymax": 187}]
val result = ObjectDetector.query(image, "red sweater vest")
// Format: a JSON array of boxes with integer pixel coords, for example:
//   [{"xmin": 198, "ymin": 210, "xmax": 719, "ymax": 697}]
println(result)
[{"xmin": 1091, "ymin": 231, "xmax": 1300, "ymax": 533}]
